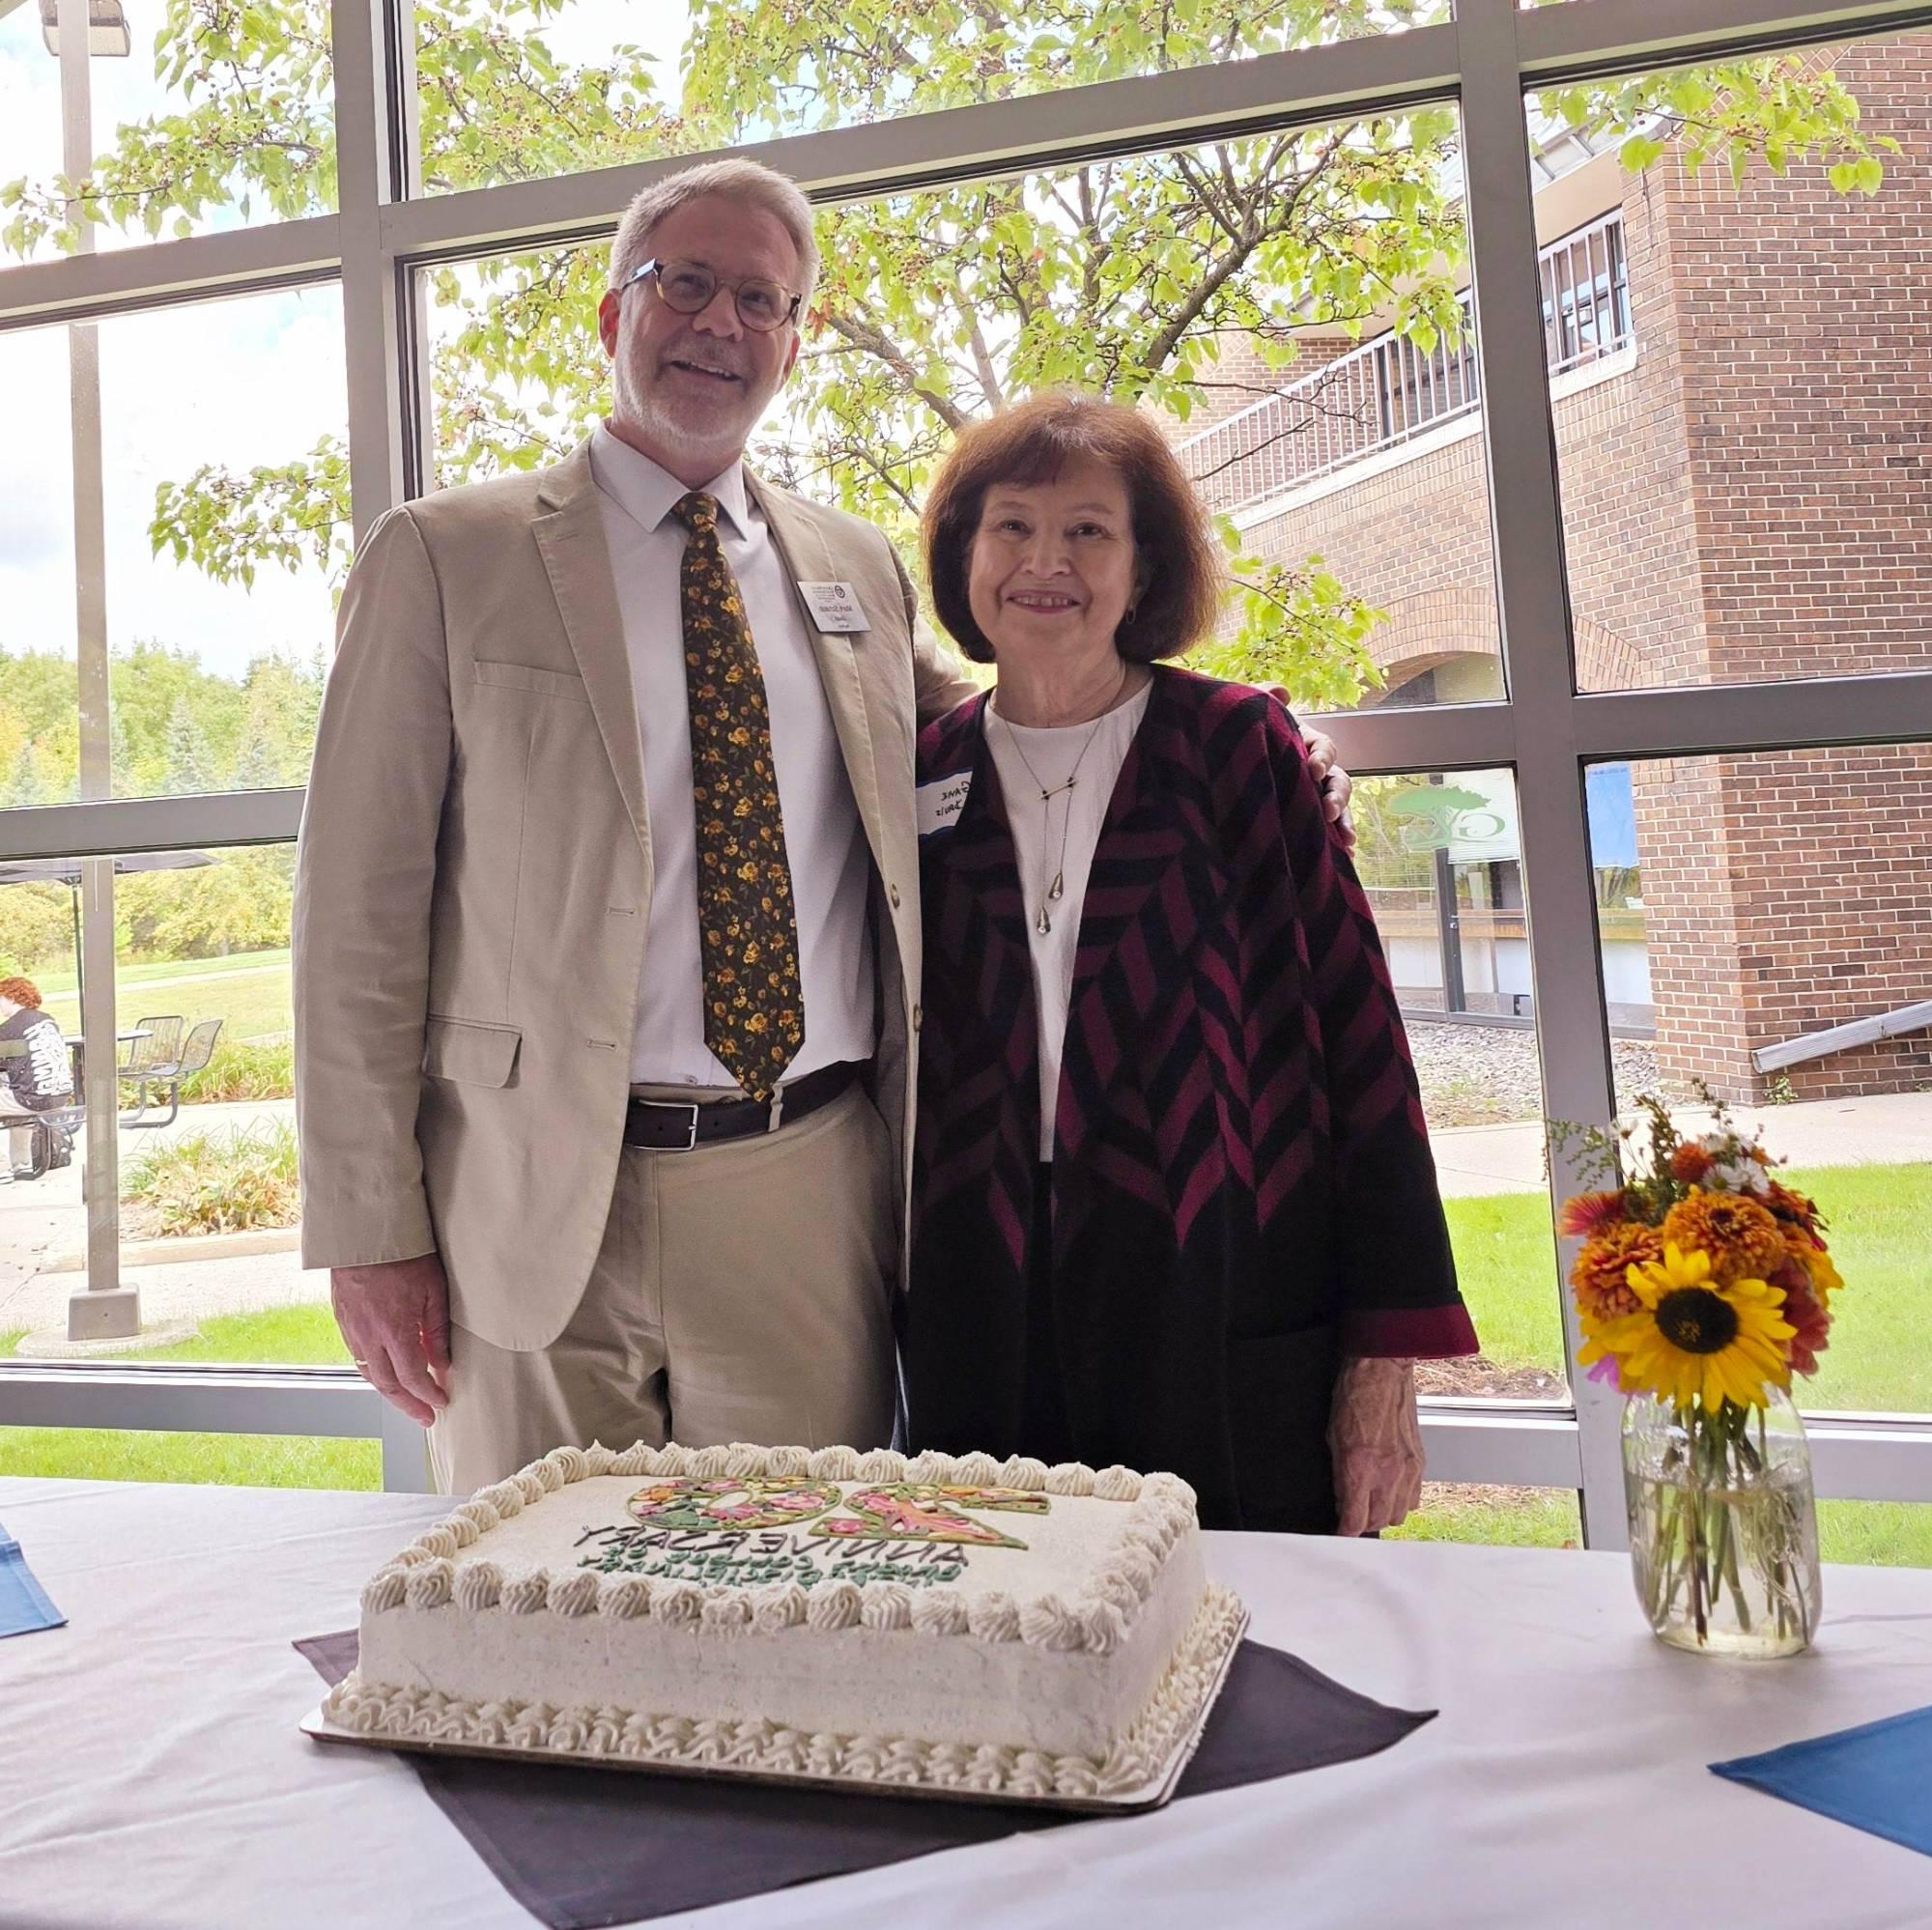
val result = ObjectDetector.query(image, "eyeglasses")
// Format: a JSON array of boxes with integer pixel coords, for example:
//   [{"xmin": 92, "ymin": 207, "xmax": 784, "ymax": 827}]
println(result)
[{"xmin": 619, "ymin": 258, "xmax": 802, "ymax": 333}]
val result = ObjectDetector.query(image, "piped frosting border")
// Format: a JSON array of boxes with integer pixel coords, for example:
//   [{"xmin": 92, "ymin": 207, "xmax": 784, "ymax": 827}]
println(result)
[
  {"xmin": 325, "ymin": 1582, "xmax": 1245, "ymax": 1802},
  {"xmin": 359, "ymin": 1440, "xmax": 1196, "ymax": 1657}
]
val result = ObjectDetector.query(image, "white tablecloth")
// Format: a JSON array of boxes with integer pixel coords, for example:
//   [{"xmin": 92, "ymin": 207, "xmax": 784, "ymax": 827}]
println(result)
[{"xmin": 3, "ymin": 1477, "xmax": 1931, "ymax": 1929}]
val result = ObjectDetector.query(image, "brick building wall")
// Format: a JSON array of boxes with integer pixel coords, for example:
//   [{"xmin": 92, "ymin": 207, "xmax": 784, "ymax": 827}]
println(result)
[{"xmin": 1229, "ymin": 35, "xmax": 1932, "ymax": 1101}]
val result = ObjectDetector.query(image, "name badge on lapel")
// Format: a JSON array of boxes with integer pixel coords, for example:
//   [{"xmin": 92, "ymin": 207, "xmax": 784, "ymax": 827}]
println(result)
[
  {"xmin": 917, "ymin": 772, "xmax": 973, "ymax": 840},
  {"xmin": 798, "ymin": 581, "xmax": 870, "ymax": 634}
]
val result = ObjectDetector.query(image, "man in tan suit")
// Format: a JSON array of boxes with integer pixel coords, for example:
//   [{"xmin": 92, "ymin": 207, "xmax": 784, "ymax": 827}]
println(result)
[{"xmin": 295, "ymin": 158, "xmax": 1351, "ymax": 1491}]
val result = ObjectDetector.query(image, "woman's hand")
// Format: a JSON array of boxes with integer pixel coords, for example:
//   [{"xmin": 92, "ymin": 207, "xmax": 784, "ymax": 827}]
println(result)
[{"xmin": 1328, "ymin": 1355, "xmax": 1424, "ymax": 1535}]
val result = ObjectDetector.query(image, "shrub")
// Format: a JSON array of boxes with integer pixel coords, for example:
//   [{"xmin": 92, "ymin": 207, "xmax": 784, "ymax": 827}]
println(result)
[
  {"xmin": 122, "ymin": 1121, "xmax": 300, "ymax": 1235},
  {"xmin": 178, "ymin": 1038, "xmax": 295, "ymax": 1104}
]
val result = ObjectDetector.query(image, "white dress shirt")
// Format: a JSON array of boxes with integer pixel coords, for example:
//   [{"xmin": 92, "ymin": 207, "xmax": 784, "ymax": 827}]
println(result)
[
  {"xmin": 985, "ymin": 681, "xmax": 1153, "ymax": 1160},
  {"xmin": 589, "ymin": 424, "xmax": 875, "ymax": 1091}
]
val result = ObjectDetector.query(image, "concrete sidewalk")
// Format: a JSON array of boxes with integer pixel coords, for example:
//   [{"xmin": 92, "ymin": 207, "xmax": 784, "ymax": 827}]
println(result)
[{"xmin": 1428, "ymin": 1090, "xmax": 1932, "ymax": 1199}]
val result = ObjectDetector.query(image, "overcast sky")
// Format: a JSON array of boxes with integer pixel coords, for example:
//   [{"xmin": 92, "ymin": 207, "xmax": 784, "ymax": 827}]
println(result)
[{"xmin": 0, "ymin": 2, "xmax": 688, "ymax": 684}]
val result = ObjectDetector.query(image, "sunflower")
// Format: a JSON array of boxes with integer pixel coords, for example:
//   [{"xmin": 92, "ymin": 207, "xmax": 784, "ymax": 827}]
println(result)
[
  {"xmin": 1662, "ymin": 1188, "xmax": 1787, "ymax": 1284},
  {"xmin": 1569, "ymin": 1223, "xmax": 1662, "ymax": 1322},
  {"xmin": 1580, "ymin": 1242, "xmax": 1796, "ymax": 1411}
]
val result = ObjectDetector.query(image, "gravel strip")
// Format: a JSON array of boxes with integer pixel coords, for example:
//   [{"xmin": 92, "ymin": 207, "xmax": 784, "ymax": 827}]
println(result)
[{"xmin": 1406, "ymin": 1018, "xmax": 1661, "ymax": 1129}]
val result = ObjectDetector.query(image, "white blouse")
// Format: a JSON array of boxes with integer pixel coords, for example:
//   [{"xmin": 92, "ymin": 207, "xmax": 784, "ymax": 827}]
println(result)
[{"xmin": 984, "ymin": 680, "xmax": 1154, "ymax": 1162}]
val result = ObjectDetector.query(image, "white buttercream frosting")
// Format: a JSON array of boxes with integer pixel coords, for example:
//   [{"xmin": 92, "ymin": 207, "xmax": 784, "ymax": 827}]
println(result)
[
  {"xmin": 327, "ymin": 1585, "xmax": 1245, "ymax": 1802},
  {"xmin": 362, "ymin": 1442, "xmax": 1193, "ymax": 1658}
]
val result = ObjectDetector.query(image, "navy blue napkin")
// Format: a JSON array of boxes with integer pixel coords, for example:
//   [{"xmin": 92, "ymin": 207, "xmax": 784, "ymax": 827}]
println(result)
[
  {"xmin": 1712, "ymin": 1704, "xmax": 1932, "ymax": 1858},
  {"xmin": 0, "ymin": 1519, "xmax": 67, "ymax": 1639}
]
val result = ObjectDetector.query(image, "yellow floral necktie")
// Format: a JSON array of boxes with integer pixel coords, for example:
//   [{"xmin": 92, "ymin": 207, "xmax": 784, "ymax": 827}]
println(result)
[{"xmin": 671, "ymin": 490, "xmax": 804, "ymax": 1104}]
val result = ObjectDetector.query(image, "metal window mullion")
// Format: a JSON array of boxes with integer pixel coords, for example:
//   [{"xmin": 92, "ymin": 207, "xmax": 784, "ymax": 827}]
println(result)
[
  {"xmin": 333, "ymin": 0, "xmax": 411, "ymax": 543},
  {"xmin": 0, "ymin": 219, "xmax": 343, "ymax": 333},
  {"xmin": 1456, "ymin": 0, "xmax": 1630, "ymax": 1549},
  {"xmin": 1517, "ymin": 0, "xmax": 1932, "ymax": 84},
  {"xmin": 0, "ymin": 791, "xmax": 307, "ymax": 865}
]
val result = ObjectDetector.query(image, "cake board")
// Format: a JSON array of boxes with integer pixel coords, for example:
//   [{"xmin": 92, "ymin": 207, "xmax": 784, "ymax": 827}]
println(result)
[{"xmin": 299, "ymin": 1598, "xmax": 1247, "ymax": 1817}]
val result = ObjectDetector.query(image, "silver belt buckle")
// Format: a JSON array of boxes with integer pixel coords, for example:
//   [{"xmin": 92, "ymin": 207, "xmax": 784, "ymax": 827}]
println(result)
[
  {"xmin": 635, "ymin": 1098, "xmax": 700, "ymax": 1150},
  {"xmin": 767, "ymin": 1083, "xmax": 785, "ymax": 1133}
]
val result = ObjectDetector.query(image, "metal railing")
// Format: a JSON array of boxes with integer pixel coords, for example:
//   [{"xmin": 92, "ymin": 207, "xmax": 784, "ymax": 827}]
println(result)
[{"xmin": 1181, "ymin": 211, "xmax": 1632, "ymax": 516}]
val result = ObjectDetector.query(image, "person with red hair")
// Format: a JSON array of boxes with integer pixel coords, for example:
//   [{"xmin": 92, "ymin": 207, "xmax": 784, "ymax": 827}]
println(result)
[{"xmin": 0, "ymin": 977, "xmax": 75, "ymax": 1178}]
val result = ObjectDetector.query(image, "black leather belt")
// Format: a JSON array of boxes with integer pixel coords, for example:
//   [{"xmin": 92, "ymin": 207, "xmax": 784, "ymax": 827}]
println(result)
[{"xmin": 623, "ymin": 1059, "xmax": 866, "ymax": 1151}]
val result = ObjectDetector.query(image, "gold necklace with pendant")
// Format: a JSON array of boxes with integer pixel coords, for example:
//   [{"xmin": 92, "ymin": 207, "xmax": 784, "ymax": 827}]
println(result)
[{"xmin": 1001, "ymin": 708, "xmax": 1112, "ymax": 937}]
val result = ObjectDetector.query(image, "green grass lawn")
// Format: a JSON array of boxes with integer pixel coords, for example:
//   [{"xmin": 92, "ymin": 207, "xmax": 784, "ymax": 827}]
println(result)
[
  {"xmin": 38, "ymin": 949, "xmax": 293, "ymax": 1046},
  {"xmin": 1440, "ymin": 1190, "xmax": 1566, "ymax": 1377},
  {"xmin": 0, "ymin": 1428, "xmax": 378, "ymax": 1488},
  {"xmin": 1440, "ymin": 1162, "xmax": 1932, "ymax": 1410},
  {"xmin": 33, "ymin": 948, "xmax": 291, "ymax": 999},
  {"xmin": 0, "ymin": 1304, "xmax": 348, "ymax": 1367},
  {"xmin": 1387, "ymin": 1486, "xmax": 1932, "ymax": 1572}
]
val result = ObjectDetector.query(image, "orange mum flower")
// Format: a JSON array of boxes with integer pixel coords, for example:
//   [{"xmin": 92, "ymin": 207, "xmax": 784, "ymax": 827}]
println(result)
[
  {"xmin": 1662, "ymin": 1188, "xmax": 1787, "ymax": 1284},
  {"xmin": 1571, "ymin": 1223, "xmax": 1663, "ymax": 1322},
  {"xmin": 1670, "ymin": 1144, "xmax": 1714, "ymax": 1185},
  {"xmin": 1765, "ymin": 1180, "xmax": 1824, "ymax": 1239},
  {"xmin": 1773, "ymin": 1259, "xmax": 1832, "ymax": 1377},
  {"xmin": 1557, "ymin": 1190, "xmax": 1631, "ymax": 1239}
]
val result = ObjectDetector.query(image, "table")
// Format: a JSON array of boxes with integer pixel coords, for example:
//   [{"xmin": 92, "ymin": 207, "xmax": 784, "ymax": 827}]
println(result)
[
  {"xmin": 2, "ymin": 1477, "xmax": 1930, "ymax": 1929},
  {"xmin": 63, "ymin": 1029, "xmax": 152, "ymax": 1081}
]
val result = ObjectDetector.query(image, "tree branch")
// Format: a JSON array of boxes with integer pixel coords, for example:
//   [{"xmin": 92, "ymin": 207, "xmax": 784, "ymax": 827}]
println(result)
[{"xmin": 821, "ymin": 310, "xmax": 968, "ymax": 432}]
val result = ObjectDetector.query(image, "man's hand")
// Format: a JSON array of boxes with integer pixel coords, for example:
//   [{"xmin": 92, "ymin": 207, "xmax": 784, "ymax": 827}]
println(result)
[
  {"xmin": 1298, "ymin": 724, "xmax": 1355, "ymax": 853},
  {"xmin": 1328, "ymin": 1356, "xmax": 1424, "ymax": 1536},
  {"xmin": 1258, "ymin": 684, "xmax": 1355, "ymax": 852},
  {"xmin": 332, "ymin": 1254, "xmax": 452, "ymax": 1427}
]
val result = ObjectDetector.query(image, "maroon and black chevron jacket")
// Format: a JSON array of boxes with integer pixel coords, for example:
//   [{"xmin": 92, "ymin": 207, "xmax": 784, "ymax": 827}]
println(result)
[{"xmin": 906, "ymin": 667, "xmax": 1477, "ymax": 1533}]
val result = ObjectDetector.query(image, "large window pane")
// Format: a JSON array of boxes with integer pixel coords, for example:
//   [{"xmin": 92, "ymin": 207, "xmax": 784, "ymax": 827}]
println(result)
[
  {"xmin": 1528, "ymin": 35, "xmax": 1932, "ymax": 693},
  {"xmin": 0, "ymin": 289, "xmax": 343, "ymax": 806},
  {"xmin": 0, "ymin": 842, "xmax": 331, "ymax": 1373},
  {"xmin": 1587, "ymin": 745, "xmax": 1932, "ymax": 1421},
  {"xmin": 1352, "ymin": 768, "xmax": 1569, "ymax": 1403},
  {"xmin": 412, "ymin": 0, "xmax": 1447, "ymax": 198},
  {"xmin": 0, "ymin": 1, "xmax": 336, "ymax": 264},
  {"xmin": 0, "ymin": 325, "xmax": 77, "ymax": 805},
  {"xmin": 428, "ymin": 112, "xmax": 1482, "ymax": 721}
]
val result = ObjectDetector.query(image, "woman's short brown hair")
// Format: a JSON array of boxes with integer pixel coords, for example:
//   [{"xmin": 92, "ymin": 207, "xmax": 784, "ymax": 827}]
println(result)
[
  {"xmin": 0, "ymin": 978, "xmax": 43, "ymax": 1009},
  {"xmin": 922, "ymin": 393, "xmax": 1224, "ymax": 665}
]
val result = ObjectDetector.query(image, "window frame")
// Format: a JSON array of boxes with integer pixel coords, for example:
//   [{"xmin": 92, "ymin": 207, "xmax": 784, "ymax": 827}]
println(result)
[{"xmin": 2, "ymin": 0, "xmax": 1929, "ymax": 1536}]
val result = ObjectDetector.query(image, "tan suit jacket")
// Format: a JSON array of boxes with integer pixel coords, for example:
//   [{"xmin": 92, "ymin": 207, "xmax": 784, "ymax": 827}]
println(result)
[{"xmin": 294, "ymin": 438, "xmax": 976, "ymax": 1351}]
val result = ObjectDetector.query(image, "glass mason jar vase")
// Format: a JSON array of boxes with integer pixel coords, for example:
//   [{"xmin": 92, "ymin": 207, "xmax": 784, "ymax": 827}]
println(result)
[{"xmin": 1622, "ymin": 1389, "xmax": 1821, "ymax": 1657}]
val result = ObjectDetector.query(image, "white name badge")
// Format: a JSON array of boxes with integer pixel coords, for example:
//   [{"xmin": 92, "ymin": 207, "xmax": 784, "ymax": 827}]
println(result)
[
  {"xmin": 798, "ymin": 580, "xmax": 870, "ymax": 634},
  {"xmin": 917, "ymin": 772, "xmax": 973, "ymax": 838}
]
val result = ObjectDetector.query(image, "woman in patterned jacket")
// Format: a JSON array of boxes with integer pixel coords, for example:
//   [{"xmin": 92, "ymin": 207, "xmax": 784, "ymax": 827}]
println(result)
[{"xmin": 905, "ymin": 395, "xmax": 1477, "ymax": 1535}]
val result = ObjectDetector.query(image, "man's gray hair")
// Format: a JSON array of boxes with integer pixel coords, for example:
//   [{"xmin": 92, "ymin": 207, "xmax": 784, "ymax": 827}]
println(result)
[{"xmin": 609, "ymin": 159, "xmax": 820, "ymax": 307}]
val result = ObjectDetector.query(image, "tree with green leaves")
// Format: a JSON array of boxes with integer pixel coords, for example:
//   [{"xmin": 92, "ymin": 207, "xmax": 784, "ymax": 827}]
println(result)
[{"xmin": 2, "ymin": 0, "xmax": 1893, "ymax": 706}]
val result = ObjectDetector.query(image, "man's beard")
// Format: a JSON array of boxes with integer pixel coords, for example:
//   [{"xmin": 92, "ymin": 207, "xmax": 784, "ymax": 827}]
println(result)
[{"xmin": 621, "ymin": 349, "xmax": 766, "ymax": 466}]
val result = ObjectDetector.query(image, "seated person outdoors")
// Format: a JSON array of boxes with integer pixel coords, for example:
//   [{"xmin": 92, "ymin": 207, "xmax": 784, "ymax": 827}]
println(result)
[{"xmin": 0, "ymin": 977, "xmax": 77, "ymax": 1179}]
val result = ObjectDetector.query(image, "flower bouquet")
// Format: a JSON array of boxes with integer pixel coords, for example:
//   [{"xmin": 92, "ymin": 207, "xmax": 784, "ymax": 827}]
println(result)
[{"xmin": 1553, "ymin": 1089, "xmax": 1839, "ymax": 1656}]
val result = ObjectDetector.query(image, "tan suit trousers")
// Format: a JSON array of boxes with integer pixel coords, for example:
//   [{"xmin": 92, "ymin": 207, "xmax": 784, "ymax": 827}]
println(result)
[{"xmin": 426, "ymin": 1083, "xmax": 898, "ymax": 1494}]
